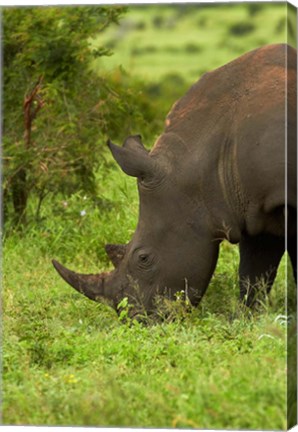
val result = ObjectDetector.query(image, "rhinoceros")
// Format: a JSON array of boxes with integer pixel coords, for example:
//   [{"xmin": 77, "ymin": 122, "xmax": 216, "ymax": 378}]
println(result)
[{"xmin": 53, "ymin": 44, "xmax": 297, "ymax": 315}]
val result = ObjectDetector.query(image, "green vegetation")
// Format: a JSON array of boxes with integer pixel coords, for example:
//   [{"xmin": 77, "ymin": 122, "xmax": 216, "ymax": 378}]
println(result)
[
  {"xmin": 3, "ymin": 2, "xmax": 294, "ymax": 429},
  {"xmin": 3, "ymin": 6, "xmax": 160, "ymax": 227},
  {"xmin": 3, "ymin": 175, "xmax": 294, "ymax": 427},
  {"xmin": 3, "ymin": 168, "xmax": 295, "ymax": 428},
  {"xmin": 93, "ymin": 2, "xmax": 287, "ymax": 83}
]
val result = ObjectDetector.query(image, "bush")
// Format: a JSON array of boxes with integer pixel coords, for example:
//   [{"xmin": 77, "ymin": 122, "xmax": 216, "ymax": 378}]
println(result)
[
  {"xmin": 131, "ymin": 45, "xmax": 158, "ymax": 56},
  {"xmin": 135, "ymin": 21, "xmax": 146, "ymax": 30},
  {"xmin": 2, "ymin": 6, "xmax": 162, "ymax": 228},
  {"xmin": 246, "ymin": 3, "xmax": 263, "ymax": 17},
  {"xmin": 184, "ymin": 43, "xmax": 202, "ymax": 54},
  {"xmin": 229, "ymin": 22, "xmax": 255, "ymax": 36},
  {"xmin": 3, "ymin": 6, "xmax": 126, "ymax": 225},
  {"xmin": 152, "ymin": 16, "xmax": 165, "ymax": 29}
]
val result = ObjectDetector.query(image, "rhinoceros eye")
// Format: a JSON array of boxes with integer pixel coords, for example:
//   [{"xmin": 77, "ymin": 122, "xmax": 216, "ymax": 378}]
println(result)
[
  {"xmin": 137, "ymin": 252, "xmax": 154, "ymax": 269},
  {"xmin": 132, "ymin": 248, "xmax": 155, "ymax": 271},
  {"xmin": 139, "ymin": 253, "xmax": 149, "ymax": 263}
]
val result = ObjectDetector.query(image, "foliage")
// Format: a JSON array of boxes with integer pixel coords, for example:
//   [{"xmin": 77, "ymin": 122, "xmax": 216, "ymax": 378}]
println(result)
[
  {"xmin": 3, "ymin": 6, "xmax": 119, "ymax": 223},
  {"xmin": 3, "ymin": 157, "xmax": 139, "ymax": 260},
  {"xmin": 3, "ymin": 6, "xmax": 161, "ymax": 226}
]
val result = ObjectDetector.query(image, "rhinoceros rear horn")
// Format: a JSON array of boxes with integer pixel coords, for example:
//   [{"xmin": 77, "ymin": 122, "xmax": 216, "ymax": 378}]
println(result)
[
  {"xmin": 52, "ymin": 259, "xmax": 107, "ymax": 302},
  {"xmin": 105, "ymin": 243, "xmax": 126, "ymax": 267},
  {"xmin": 107, "ymin": 137, "xmax": 156, "ymax": 180}
]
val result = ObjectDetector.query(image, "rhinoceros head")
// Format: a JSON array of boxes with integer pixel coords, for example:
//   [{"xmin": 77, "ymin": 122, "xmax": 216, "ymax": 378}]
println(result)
[{"xmin": 53, "ymin": 135, "xmax": 219, "ymax": 315}]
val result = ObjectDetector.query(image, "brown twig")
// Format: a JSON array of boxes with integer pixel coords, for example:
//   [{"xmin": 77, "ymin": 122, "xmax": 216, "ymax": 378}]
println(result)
[
  {"xmin": 23, "ymin": 75, "xmax": 45, "ymax": 149},
  {"xmin": 12, "ymin": 75, "xmax": 45, "ymax": 223}
]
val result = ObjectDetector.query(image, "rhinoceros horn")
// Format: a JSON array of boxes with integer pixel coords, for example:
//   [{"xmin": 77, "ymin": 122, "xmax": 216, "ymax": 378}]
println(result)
[
  {"xmin": 52, "ymin": 259, "xmax": 109, "ymax": 302},
  {"xmin": 105, "ymin": 243, "xmax": 127, "ymax": 268}
]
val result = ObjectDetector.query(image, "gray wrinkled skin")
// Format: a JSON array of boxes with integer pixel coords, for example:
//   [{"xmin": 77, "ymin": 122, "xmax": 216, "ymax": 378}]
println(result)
[{"xmin": 53, "ymin": 44, "xmax": 297, "ymax": 314}]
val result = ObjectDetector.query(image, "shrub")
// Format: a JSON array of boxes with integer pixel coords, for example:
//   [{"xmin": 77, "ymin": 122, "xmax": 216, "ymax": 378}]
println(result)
[
  {"xmin": 3, "ymin": 6, "xmax": 162, "ymax": 228},
  {"xmin": 184, "ymin": 43, "xmax": 202, "ymax": 54},
  {"xmin": 3, "ymin": 6, "xmax": 126, "ymax": 225},
  {"xmin": 246, "ymin": 3, "xmax": 263, "ymax": 17},
  {"xmin": 229, "ymin": 22, "xmax": 255, "ymax": 36}
]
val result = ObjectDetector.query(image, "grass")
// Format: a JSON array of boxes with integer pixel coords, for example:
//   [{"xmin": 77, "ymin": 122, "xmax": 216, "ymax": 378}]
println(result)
[
  {"xmin": 2, "ymin": 303, "xmax": 288, "ymax": 428},
  {"xmin": 3, "ymin": 3, "xmax": 296, "ymax": 429},
  {"xmin": 3, "ymin": 161, "xmax": 294, "ymax": 428},
  {"xmin": 2, "ymin": 243, "xmax": 290, "ymax": 429}
]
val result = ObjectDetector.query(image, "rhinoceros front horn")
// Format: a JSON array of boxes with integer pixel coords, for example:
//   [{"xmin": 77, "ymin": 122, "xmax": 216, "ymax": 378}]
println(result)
[{"xmin": 52, "ymin": 259, "xmax": 108, "ymax": 302}]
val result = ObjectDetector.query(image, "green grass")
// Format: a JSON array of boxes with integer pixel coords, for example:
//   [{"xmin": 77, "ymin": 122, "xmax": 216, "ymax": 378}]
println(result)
[
  {"xmin": 3, "ymin": 162, "xmax": 294, "ymax": 428},
  {"xmin": 2, "ymin": 243, "xmax": 290, "ymax": 428},
  {"xmin": 3, "ymin": 3, "xmax": 295, "ymax": 428}
]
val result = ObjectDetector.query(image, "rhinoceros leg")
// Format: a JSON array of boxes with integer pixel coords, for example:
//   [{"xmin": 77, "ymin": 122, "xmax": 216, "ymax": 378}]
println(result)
[{"xmin": 239, "ymin": 233, "xmax": 285, "ymax": 306}]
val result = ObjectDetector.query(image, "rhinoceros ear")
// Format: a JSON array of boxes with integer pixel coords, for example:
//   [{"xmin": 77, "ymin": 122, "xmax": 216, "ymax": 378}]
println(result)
[
  {"xmin": 122, "ymin": 135, "xmax": 148, "ymax": 153},
  {"xmin": 107, "ymin": 137, "xmax": 155, "ymax": 179},
  {"xmin": 105, "ymin": 243, "xmax": 127, "ymax": 268}
]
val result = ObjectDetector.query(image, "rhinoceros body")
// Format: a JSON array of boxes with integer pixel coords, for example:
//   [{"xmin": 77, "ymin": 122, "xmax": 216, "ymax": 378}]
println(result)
[{"xmin": 53, "ymin": 44, "xmax": 297, "ymax": 314}]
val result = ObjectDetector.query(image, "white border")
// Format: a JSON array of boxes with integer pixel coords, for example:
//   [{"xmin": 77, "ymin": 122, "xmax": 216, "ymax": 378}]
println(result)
[{"xmin": 1, "ymin": 1, "xmax": 297, "ymax": 432}]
